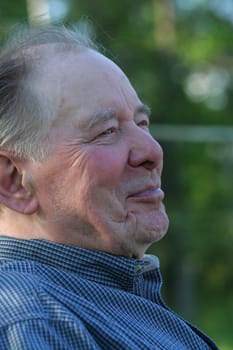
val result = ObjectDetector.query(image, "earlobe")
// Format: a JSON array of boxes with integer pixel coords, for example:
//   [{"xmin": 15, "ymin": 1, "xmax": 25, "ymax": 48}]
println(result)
[{"xmin": 0, "ymin": 152, "xmax": 39, "ymax": 214}]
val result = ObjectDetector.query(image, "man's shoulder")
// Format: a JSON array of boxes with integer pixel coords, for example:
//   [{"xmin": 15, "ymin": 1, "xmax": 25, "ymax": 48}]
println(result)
[
  {"xmin": 0, "ymin": 261, "xmax": 100, "ymax": 349},
  {"xmin": 0, "ymin": 260, "xmax": 45, "ymax": 326},
  {"xmin": 0, "ymin": 258, "xmax": 92, "ymax": 327}
]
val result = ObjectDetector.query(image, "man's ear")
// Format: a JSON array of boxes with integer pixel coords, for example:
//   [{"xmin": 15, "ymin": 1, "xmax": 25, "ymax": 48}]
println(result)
[{"xmin": 0, "ymin": 151, "xmax": 39, "ymax": 214}]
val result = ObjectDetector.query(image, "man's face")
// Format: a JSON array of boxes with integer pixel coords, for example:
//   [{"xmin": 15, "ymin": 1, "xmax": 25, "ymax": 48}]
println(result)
[{"xmin": 28, "ymin": 49, "xmax": 169, "ymax": 258}]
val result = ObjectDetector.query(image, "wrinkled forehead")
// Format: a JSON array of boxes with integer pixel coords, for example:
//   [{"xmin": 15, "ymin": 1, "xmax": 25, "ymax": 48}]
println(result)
[
  {"xmin": 30, "ymin": 47, "xmax": 140, "ymax": 134},
  {"xmin": 49, "ymin": 50, "xmax": 137, "ymax": 111}
]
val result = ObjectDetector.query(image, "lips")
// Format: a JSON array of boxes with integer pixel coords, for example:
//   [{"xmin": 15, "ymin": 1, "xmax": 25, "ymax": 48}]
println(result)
[{"xmin": 128, "ymin": 186, "xmax": 164, "ymax": 202}]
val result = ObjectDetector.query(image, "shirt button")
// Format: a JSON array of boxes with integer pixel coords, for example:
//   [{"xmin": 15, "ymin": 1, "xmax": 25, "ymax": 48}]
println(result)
[{"xmin": 135, "ymin": 264, "xmax": 143, "ymax": 274}]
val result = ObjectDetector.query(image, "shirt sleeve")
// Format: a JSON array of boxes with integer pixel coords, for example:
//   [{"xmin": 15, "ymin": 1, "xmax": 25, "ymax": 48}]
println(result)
[{"xmin": 0, "ymin": 318, "xmax": 101, "ymax": 350}]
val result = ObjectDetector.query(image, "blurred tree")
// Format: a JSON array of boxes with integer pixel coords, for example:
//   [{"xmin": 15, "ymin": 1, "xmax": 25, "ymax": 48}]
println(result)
[
  {"xmin": 0, "ymin": 0, "xmax": 27, "ymax": 43},
  {"xmin": 26, "ymin": 0, "xmax": 51, "ymax": 24}
]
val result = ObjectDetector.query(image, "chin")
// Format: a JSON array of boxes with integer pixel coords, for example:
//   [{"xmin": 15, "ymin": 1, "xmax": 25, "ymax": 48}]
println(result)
[
  {"xmin": 120, "ymin": 207, "xmax": 169, "ymax": 258},
  {"xmin": 127, "ymin": 230, "xmax": 168, "ymax": 260},
  {"xmin": 142, "ymin": 212, "xmax": 169, "ymax": 244}
]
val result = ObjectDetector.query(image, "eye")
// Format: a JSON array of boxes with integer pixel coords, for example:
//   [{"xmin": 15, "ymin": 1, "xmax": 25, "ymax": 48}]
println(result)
[
  {"xmin": 100, "ymin": 126, "xmax": 117, "ymax": 136},
  {"xmin": 137, "ymin": 119, "xmax": 150, "ymax": 128},
  {"xmin": 97, "ymin": 126, "xmax": 117, "ymax": 138}
]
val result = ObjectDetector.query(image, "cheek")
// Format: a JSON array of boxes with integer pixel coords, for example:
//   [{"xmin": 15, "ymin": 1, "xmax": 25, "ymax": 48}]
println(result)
[{"xmin": 85, "ymin": 148, "xmax": 126, "ymax": 186}]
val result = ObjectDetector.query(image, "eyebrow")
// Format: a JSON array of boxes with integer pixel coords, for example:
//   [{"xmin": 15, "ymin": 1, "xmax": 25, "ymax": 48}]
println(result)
[
  {"xmin": 135, "ymin": 104, "xmax": 151, "ymax": 117},
  {"xmin": 83, "ymin": 103, "xmax": 151, "ymax": 132},
  {"xmin": 85, "ymin": 109, "xmax": 117, "ymax": 131}
]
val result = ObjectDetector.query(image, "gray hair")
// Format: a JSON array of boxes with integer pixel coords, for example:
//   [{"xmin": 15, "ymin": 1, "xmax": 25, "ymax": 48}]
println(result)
[{"xmin": 0, "ymin": 23, "xmax": 99, "ymax": 160}]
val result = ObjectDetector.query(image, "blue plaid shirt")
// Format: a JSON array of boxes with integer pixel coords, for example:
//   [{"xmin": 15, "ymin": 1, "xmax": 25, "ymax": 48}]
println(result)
[{"xmin": 0, "ymin": 236, "xmax": 219, "ymax": 349}]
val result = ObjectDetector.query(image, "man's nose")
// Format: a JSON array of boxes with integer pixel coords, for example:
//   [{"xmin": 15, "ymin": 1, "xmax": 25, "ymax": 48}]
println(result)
[{"xmin": 128, "ymin": 127, "xmax": 163, "ymax": 174}]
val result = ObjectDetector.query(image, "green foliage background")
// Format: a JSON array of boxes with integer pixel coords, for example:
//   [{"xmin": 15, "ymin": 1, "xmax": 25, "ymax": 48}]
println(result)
[{"xmin": 0, "ymin": 0, "xmax": 232, "ymax": 348}]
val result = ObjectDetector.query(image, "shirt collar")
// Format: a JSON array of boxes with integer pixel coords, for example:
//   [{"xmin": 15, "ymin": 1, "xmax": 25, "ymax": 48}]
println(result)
[{"xmin": 0, "ymin": 236, "xmax": 160, "ymax": 291}]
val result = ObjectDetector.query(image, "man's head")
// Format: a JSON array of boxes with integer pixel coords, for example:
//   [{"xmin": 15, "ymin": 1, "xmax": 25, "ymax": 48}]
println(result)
[{"xmin": 0, "ymin": 25, "xmax": 169, "ymax": 258}]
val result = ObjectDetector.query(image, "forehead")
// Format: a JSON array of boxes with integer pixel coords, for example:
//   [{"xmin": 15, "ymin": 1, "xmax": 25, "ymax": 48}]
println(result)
[{"xmin": 42, "ymin": 49, "xmax": 141, "ymax": 126}]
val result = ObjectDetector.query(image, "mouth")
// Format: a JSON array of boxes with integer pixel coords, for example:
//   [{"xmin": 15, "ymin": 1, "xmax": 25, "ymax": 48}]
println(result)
[{"xmin": 127, "ymin": 186, "xmax": 164, "ymax": 202}]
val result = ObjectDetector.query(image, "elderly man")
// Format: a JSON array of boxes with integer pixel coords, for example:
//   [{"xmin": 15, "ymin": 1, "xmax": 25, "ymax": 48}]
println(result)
[{"xmin": 0, "ymin": 25, "xmax": 218, "ymax": 349}]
